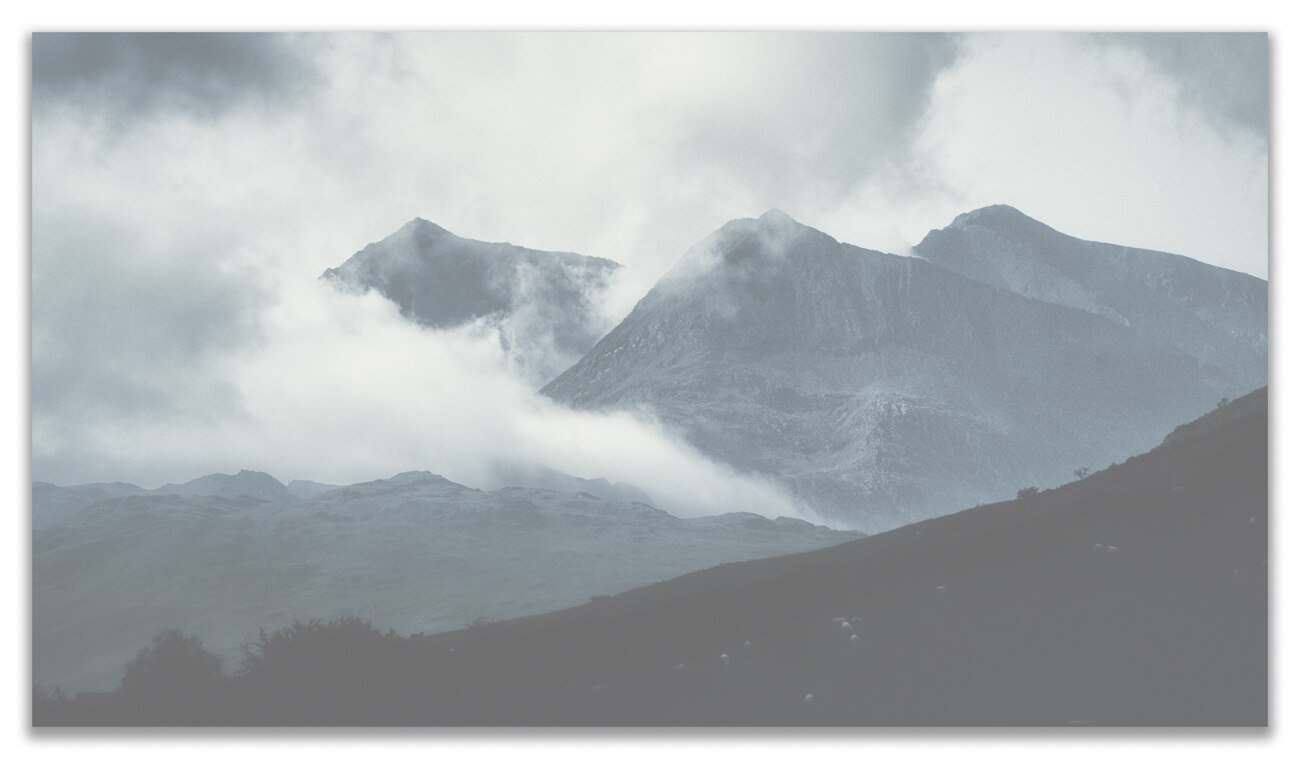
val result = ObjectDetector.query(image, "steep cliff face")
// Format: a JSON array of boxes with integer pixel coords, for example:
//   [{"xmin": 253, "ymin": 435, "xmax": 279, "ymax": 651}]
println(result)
[
  {"xmin": 544, "ymin": 209, "xmax": 1259, "ymax": 530},
  {"xmin": 322, "ymin": 218, "xmax": 624, "ymax": 385},
  {"xmin": 914, "ymin": 205, "xmax": 1267, "ymax": 388}
]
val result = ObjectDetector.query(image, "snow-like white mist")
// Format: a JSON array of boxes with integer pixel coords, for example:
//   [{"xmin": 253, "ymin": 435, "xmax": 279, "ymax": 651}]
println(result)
[
  {"xmin": 32, "ymin": 32, "xmax": 1267, "ymax": 519},
  {"xmin": 76, "ymin": 271, "xmax": 809, "ymax": 521}
]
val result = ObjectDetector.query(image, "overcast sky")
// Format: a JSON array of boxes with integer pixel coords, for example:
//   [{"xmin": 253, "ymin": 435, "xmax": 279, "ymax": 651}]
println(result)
[{"xmin": 31, "ymin": 32, "xmax": 1268, "ymax": 491}]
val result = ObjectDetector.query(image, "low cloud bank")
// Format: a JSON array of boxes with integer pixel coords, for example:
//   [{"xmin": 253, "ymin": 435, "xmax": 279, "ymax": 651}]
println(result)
[{"xmin": 51, "ymin": 274, "xmax": 810, "ymax": 522}]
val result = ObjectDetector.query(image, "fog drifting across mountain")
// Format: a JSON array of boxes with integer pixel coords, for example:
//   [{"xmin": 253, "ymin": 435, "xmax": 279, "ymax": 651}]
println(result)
[
  {"xmin": 321, "ymin": 218, "xmax": 639, "ymax": 387},
  {"xmin": 38, "ymin": 270, "xmax": 807, "ymax": 523},
  {"xmin": 32, "ymin": 33, "xmax": 1268, "ymax": 496},
  {"xmin": 544, "ymin": 208, "xmax": 1265, "ymax": 530}
]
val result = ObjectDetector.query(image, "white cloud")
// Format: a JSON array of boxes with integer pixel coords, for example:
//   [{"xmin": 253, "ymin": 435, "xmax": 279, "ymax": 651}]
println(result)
[
  {"xmin": 65, "ymin": 274, "xmax": 807, "ymax": 521},
  {"xmin": 908, "ymin": 34, "xmax": 1266, "ymax": 276},
  {"xmin": 31, "ymin": 32, "xmax": 1268, "ymax": 506}
]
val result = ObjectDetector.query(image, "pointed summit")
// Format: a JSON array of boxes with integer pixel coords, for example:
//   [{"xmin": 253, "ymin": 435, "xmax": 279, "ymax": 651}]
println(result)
[
  {"xmin": 545, "ymin": 208, "xmax": 1261, "ymax": 531},
  {"xmin": 915, "ymin": 203, "xmax": 1266, "ymax": 389},
  {"xmin": 320, "ymin": 216, "xmax": 624, "ymax": 387},
  {"xmin": 949, "ymin": 204, "xmax": 1033, "ymax": 227},
  {"xmin": 661, "ymin": 209, "xmax": 851, "ymax": 288},
  {"xmin": 394, "ymin": 216, "xmax": 451, "ymax": 238},
  {"xmin": 757, "ymin": 207, "xmax": 797, "ymax": 225},
  {"xmin": 753, "ymin": 207, "xmax": 833, "ymax": 240}
]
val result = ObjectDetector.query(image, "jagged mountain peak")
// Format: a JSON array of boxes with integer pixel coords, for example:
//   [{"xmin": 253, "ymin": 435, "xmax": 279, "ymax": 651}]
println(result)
[
  {"xmin": 392, "ymin": 216, "xmax": 452, "ymax": 238},
  {"xmin": 662, "ymin": 210, "xmax": 851, "ymax": 287},
  {"xmin": 321, "ymin": 217, "xmax": 625, "ymax": 387},
  {"xmin": 756, "ymin": 206, "xmax": 799, "ymax": 225},
  {"xmin": 915, "ymin": 201, "xmax": 1266, "ymax": 389},
  {"xmin": 544, "ymin": 206, "xmax": 1263, "ymax": 529}
]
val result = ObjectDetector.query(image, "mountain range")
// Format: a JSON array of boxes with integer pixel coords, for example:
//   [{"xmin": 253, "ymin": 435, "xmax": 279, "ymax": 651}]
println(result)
[
  {"xmin": 31, "ymin": 203, "xmax": 1269, "ymax": 722},
  {"xmin": 541, "ymin": 207, "xmax": 1266, "ymax": 529},
  {"xmin": 33, "ymin": 470, "xmax": 857, "ymax": 692}
]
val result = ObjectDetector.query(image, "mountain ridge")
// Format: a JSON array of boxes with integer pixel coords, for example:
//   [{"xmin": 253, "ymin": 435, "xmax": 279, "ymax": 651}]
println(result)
[
  {"xmin": 914, "ymin": 205, "xmax": 1266, "ymax": 387},
  {"xmin": 33, "ymin": 468, "xmax": 859, "ymax": 692},
  {"xmin": 543, "ymin": 208, "xmax": 1262, "ymax": 529}
]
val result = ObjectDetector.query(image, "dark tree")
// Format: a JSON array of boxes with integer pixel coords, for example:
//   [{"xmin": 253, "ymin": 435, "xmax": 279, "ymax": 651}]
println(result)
[
  {"xmin": 1016, "ymin": 486, "xmax": 1039, "ymax": 500},
  {"xmin": 120, "ymin": 629, "xmax": 223, "ymax": 720},
  {"xmin": 239, "ymin": 617, "xmax": 404, "ymax": 689}
]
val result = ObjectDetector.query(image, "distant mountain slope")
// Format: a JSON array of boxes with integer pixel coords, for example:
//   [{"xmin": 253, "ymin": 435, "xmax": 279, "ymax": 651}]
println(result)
[
  {"xmin": 31, "ymin": 481, "xmax": 145, "ymax": 531},
  {"xmin": 322, "ymin": 218, "xmax": 625, "ymax": 385},
  {"xmin": 33, "ymin": 471, "xmax": 857, "ymax": 692},
  {"xmin": 155, "ymin": 469, "xmax": 291, "ymax": 502},
  {"xmin": 285, "ymin": 479, "xmax": 340, "ymax": 499},
  {"xmin": 33, "ymin": 471, "xmax": 286, "ymax": 531},
  {"xmin": 483, "ymin": 462, "xmax": 654, "ymax": 505},
  {"xmin": 39, "ymin": 388, "xmax": 1266, "ymax": 726},
  {"xmin": 543, "ymin": 209, "xmax": 1252, "ymax": 530},
  {"xmin": 914, "ymin": 205, "xmax": 1266, "ymax": 387}
]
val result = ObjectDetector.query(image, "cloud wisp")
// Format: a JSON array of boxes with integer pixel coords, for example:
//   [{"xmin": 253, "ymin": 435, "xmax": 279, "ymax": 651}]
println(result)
[
  {"xmin": 31, "ymin": 32, "xmax": 1268, "ymax": 514},
  {"xmin": 48, "ymin": 273, "xmax": 809, "ymax": 521}
]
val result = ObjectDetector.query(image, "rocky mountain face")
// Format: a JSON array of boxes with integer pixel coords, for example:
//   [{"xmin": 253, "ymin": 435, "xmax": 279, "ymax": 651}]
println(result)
[
  {"xmin": 542, "ymin": 209, "xmax": 1265, "ymax": 530},
  {"xmin": 33, "ymin": 470, "xmax": 857, "ymax": 693},
  {"xmin": 914, "ymin": 205, "xmax": 1267, "ymax": 388},
  {"xmin": 322, "ymin": 218, "xmax": 625, "ymax": 385}
]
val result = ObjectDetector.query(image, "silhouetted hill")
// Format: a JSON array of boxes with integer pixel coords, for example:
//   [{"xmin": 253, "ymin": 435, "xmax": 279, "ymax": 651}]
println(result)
[
  {"xmin": 37, "ymin": 388, "xmax": 1266, "ymax": 726},
  {"xmin": 543, "ymin": 209, "xmax": 1259, "ymax": 530}
]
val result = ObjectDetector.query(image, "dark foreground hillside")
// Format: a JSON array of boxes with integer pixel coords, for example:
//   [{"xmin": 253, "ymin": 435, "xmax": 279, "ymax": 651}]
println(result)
[{"xmin": 36, "ymin": 389, "xmax": 1267, "ymax": 727}]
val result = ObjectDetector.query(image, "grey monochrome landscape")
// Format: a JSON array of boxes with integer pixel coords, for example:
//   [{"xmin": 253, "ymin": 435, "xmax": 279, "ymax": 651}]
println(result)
[{"xmin": 31, "ymin": 31, "xmax": 1267, "ymax": 727}]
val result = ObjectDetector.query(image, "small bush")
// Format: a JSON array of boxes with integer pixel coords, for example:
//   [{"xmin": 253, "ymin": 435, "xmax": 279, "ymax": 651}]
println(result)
[{"xmin": 1016, "ymin": 486, "xmax": 1040, "ymax": 500}]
